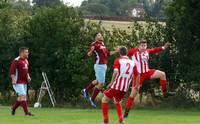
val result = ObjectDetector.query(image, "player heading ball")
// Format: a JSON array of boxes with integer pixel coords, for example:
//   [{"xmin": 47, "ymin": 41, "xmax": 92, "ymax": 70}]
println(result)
[{"xmin": 81, "ymin": 32, "xmax": 118, "ymax": 108}]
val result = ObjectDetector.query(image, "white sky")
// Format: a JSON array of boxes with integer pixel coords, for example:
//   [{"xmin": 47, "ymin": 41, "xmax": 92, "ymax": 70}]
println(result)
[{"xmin": 63, "ymin": 0, "xmax": 84, "ymax": 7}]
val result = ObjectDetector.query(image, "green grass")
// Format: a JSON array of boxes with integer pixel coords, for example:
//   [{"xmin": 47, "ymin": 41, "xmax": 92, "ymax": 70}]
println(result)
[{"xmin": 1, "ymin": 106, "xmax": 200, "ymax": 124}]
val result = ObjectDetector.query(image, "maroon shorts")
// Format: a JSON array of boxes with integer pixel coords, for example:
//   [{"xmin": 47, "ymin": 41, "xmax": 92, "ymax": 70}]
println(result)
[
  {"xmin": 133, "ymin": 69, "xmax": 156, "ymax": 87},
  {"xmin": 104, "ymin": 89, "xmax": 126, "ymax": 103}
]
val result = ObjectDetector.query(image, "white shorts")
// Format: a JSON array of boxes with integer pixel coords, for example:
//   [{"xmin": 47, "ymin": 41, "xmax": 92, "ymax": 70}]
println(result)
[
  {"xmin": 94, "ymin": 64, "xmax": 107, "ymax": 83},
  {"xmin": 13, "ymin": 84, "xmax": 27, "ymax": 96}
]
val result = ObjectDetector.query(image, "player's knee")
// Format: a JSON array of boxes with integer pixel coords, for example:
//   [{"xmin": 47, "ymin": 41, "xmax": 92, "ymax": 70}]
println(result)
[
  {"xmin": 17, "ymin": 97, "xmax": 21, "ymax": 101},
  {"xmin": 102, "ymin": 96, "xmax": 108, "ymax": 103},
  {"xmin": 92, "ymin": 80, "xmax": 98, "ymax": 85},
  {"xmin": 114, "ymin": 101, "xmax": 120, "ymax": 105},
  {"xmin": 97, "ymin": 83, "xmax": 104, "ymax": 89},
  {"xmin": 160, "ymin": 71, "xmax": 166, "ymax": 78},
  {"xmin": 21, "ymin": 95, "xmax": 26, "ymax": 101},
  {"xmin": 18, "ymin": 95, "xmax": 23, "ymax": 101}
]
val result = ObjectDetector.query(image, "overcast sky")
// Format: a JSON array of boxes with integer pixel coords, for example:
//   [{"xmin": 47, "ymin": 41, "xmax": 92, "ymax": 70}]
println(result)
[{"xmin": 63, "ymin": 0, "xmax": 84, "ymax": 7}]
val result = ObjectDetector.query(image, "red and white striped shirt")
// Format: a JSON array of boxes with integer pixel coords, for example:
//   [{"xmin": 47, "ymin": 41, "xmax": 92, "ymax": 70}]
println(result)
[
  {"xmin": 111, "ymin": 56, "xmax": 138, "ymax": 92},
  {"xmin": 127, "ymin": 47, "xmax": 165, "ymax": 74}
]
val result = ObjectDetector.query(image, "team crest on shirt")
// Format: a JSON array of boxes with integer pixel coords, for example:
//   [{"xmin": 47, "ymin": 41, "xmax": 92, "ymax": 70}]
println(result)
[
  {"xmin": 141, "ymin": 52, "xmax": 149, "ymax": 62},
  {"xmin": 23, "ymin": 64, "xmax": 28, "ymax": 69}
]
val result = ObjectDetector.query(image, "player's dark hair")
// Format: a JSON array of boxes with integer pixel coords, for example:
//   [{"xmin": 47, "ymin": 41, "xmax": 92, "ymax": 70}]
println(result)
[
  {"xmin": 95, "ymin": 32, "xmax": 102, "ymax": 37},
  {"xmin": 119, "ymin": 46, "xmax": 127, "ymax": 56},
  {"xmin": 19, "ymin": 47, "xmax": 28, "ymax": 54},
  {"xmin": 138, "ymin": 39, "xmax": 147, "ymax": 44}
]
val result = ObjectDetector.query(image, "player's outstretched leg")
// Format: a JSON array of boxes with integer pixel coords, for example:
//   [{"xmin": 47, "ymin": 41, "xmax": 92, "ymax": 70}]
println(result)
[
  {"xmin": 124, "ymin": 96, "xmax": 134, "ymax": 118},
  {"xmin": 124, "ymin": 86, "xmax": 139, "ymax": 118},
  {"xmin": 81, "ymin": 80, "xmax": 97, "ymax": 101},
  {"xmin": 81, "ymin": 89, "xmax": 90, "ymax": 101},
  {"xmin": 89, "ymin": 87, "xmax": 101, "ymax": 108},
  {"xmin": 160, "ymin": 79, "xmax": 176, "ymax": 98},
  {"xmin": 89, "ymin": 97, "xmax": 97, "ymax": 108},
  {"xmin": 151, "ymin": 70, "xmax": 176, "ymax": 98},
  {"xmin": 89, "ymin": 82, "xmax": 103, "ymax": 108}
]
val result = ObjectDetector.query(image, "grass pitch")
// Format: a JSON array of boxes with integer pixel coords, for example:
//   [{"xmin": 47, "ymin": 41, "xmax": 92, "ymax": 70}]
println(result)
[{"xmin": 0, "ymin": 106, "xmax": 200, "ymax": 124}]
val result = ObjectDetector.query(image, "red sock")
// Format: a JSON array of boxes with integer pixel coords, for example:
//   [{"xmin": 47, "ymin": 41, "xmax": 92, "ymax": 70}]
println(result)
[
  {"xmin": 91, "ymin": 87, "xmax": 100, "ymax": 101},
  {"xmin": 85, "ymin": 83, "xmax": 95, "ymax": 93},
  {"xmin": 126, "ymin": 96, "xmax": 134, "ymax": 109},
  {"xmin": 160, "ymin": 80, "xmax": 167, "ymax": 97},
  {"xmin": 102, "ymin": 102, "xmax": 109, "ymax": 123},
  {"xmin": 12, "ymin": 100, "xmax": 21, "ymax": 110},
  {"xmin": 115, "ymin": 103, "xmax": 123, "ymax": 123},
  {"xmin": 21, "ymin": 101, "xmax": 29, "ymax": 114}
]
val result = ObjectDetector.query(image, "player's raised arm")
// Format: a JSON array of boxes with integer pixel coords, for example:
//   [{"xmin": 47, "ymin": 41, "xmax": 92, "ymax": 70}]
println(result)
[
  {"xmin": 127, "ymin": 48, "xmax": 138, "ymax": 56},
  {"xmin": 109, "ymin": 50, "xmax": 117, "ymax": 56},
  {"xmin": 87, "ymin": 46, "xmax": 95, "ymax": 56},
  {"xmin": 109, "ymin": 47, "xmax": 120, "ymax": 56},
  {"xmin": 148, "ymin": 42, "xmax": 171, "ymax": 54}
]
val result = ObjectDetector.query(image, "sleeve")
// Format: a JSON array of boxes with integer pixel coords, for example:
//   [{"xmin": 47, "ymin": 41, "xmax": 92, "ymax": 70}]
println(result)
[
  {"xmin": 147, "ymin": 47, "xmax": 165, "ymax": 54},
  {"xmin": 127, "ymin": 48, "xmax": 138, "ymax": 56},
  {"xmin": 10, "ymin": 60, "xmax": 17, "ymax": 76},
  {"xmin": 88, "ymin": 42, "xmax": 95, "ymax": 51},
  {"xmin": 113, "ymin": 58, "xmax": 120, "ymax": 71},
  {"xmin": 133, "ymin": 64, "xmax": 139, "ymax": 76}
]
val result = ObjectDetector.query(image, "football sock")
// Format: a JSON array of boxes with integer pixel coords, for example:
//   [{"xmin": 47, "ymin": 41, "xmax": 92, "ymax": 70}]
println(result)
[
  {"xmin": 12, "ymin": 100, "xmax": 21, "ymax": 110},
  {"xmin": 126, "ymin": 96, "xmax": 134, "ymax": 109},
  {"xmin": 91, "ymin": 87, "xmax": 101, "ymax": 101},
  {"xmin": 21, "ymin": 101, "xmax": 29, "ymax": 114},
  {"xmin": 160, "ymin": 80, "xmax": 167, "ymax": 97},
  {"xmin": 85, "ymin": 82, "xmax": 95, "ymax": 93},
  {"xmin": 102, "ymin": 102, "xmax": 109, "ymax": 123},
  {"xmin": 115, "ymin": 103, "xmax": 123, "ymax": 123}
]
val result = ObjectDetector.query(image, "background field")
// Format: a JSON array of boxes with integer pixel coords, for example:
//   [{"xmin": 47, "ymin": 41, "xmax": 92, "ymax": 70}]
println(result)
[
  {"xmin": 1, "ymin": 106, "xmax": 200, "ymax": 124},
  {"xmin": 85, "ymin": 19, "xmax": 165, "ymax": 32}
]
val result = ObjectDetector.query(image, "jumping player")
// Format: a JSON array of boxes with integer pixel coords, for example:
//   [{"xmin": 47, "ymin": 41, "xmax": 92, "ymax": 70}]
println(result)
[
  {"xmin": 81, "ymin": 32, "xmax": 118, "ymax": 108},
  {"xmin": 102, "ymin": 46, "xmax": 139, "ymax": 124},
  {"xmin": 10, "ymin": 47, "xmax": 34, "ymax": 116},
  {"xmin": 124, "ymin": 39, "xmax": 175, "ymax": 118}
]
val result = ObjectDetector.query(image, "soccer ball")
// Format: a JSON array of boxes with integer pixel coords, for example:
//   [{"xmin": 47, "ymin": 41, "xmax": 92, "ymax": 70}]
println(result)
[{"xmin": 34, "ymin": 102, "xmax": 42, "ymax": 108}]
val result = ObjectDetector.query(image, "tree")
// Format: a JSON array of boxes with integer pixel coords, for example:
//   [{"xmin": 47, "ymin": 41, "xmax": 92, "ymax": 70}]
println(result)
[
  {"xmin": 33, "ymin": 0, "xmax": 61, "ymax": 6},
  {"xmin": 24, "ymin": 5, "xmax": 88, "ymax": 103},
  {"xmin": 0, "ymin": 5, "xmax": 31, "ymax": 102},
  {"xmin": 80, "ymin": 0, "xmax": 140, "ymax": 16},
  {"xmin": 80, "ymin": 3, "xmax": 112, "ymax": 16},
  {"xmin": 165, "ymin": 0, "xmax": 200, "ymax": 106}
]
